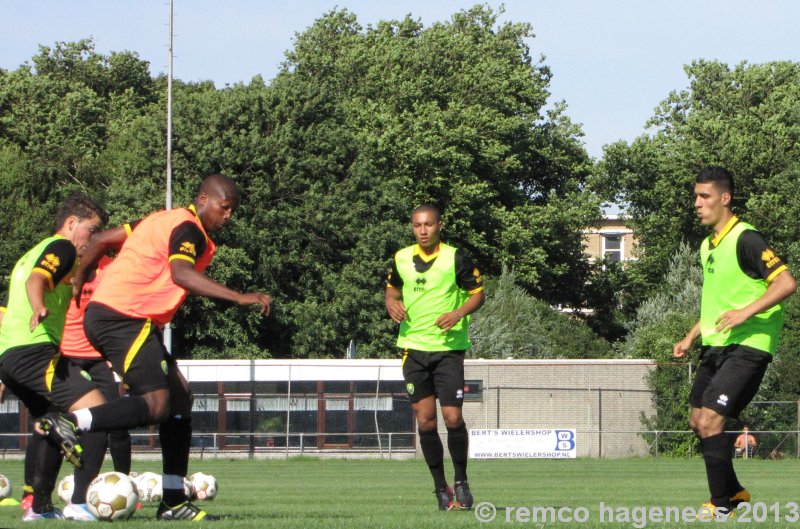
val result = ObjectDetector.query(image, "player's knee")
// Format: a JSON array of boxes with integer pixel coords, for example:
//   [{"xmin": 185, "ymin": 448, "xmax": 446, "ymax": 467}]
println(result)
[
  {"xmin": 416, "ymin": 416, "xmax": 437, "ymax": 431},
  {"xmin": 143, "ymin": 394, "xmax": 171, "ymax": 423}
]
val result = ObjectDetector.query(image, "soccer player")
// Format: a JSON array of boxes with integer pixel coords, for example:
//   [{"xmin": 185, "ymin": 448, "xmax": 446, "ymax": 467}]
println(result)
[
  {"xmin": 60, "ymin": 244, "xmax": 135, "ymax": 520},
  {"xmin": 673, "ymin": 167, "xmax": 796, "ymax": 516},
  {"xmin": 385, "ymin": 204, "xmax": 485, "ymax": 511},
  {"xmin": 44, "ymin": 173, "xmax": 272, "ymax": 521},
  {"xmin": 0, "ymin": 194, "xmax": 110, "ymax": 520}
]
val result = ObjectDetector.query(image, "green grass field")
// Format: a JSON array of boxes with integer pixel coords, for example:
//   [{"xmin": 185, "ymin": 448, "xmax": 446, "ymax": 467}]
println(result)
[{"xmin": 1, "ymin": 457, "xmax": 798, "ymax": 528}]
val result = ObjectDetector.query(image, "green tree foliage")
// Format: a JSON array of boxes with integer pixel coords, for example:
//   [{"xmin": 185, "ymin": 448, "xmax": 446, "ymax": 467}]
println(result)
[
  {"xmin": 0, "ymin": 7, "xmax": 601, "ymax": 359},
  {"xmin": 596, "ymin": 60, "xmax": 800, "ymax": 300},
  {"xmin": 619, "ymin": 244, "xmax": 701, "ymax": 456},
  {"xmin": 470, "ymin": 267, "xmax": 612, "ymax": 359}
]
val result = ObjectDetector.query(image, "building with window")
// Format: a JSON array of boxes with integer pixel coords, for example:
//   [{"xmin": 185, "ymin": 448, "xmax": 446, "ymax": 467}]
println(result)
[{"xmin": 583, "ymin": 214, "xmax": 637, "ymax": 265}]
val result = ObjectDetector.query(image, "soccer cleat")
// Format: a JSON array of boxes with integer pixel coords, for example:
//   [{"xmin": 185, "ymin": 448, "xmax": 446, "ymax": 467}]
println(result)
[
  {"xmin": 22, "ymin": 506, "xmax": 64, "ymax": 521},
  {"xmin": 156, "ymin": 501, "xmax": 219, "ymax": 521},
  {"xmin": 698, "ymin": 502, "xmax": 735, "ymax": 520},
  {"xmin": 63, "ymin": 502, "xmax": 97, "ymax": 521},
  {"xmin": 435, "ymin": 485, "xmax": 455, "ymax": 511},
  {"xmin": 39, "ymin": 412, "xmax": 84, "ymax": 468},
  {"xmin": 20, "ymin": 493, "xmax": 33, "ymax": 511},
  {"xmin": 730, "ymin": 489, "xmax": 751, "ymax": 508},
  {"xmin": 453, "ymin": 481, "xmax": 474, "ymax": 509}
]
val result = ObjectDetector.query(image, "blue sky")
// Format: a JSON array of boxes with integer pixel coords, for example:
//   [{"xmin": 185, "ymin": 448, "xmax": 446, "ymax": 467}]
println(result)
[{"xmin": 2, "ymin": 1, "xmax": 799, "ymax": 158}]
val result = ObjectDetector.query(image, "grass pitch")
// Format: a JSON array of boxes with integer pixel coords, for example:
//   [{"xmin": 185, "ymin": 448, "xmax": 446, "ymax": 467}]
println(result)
[{"xmin": 1, "ymin": 456, "xmax": 798, "ymax": 528}]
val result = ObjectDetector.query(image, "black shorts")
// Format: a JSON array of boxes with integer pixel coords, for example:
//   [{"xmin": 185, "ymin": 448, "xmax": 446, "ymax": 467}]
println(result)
[
  {"xmin": 0, "ymin": 343, "xmax": 97, "ymax": 417},
  {"xmin": 689, "ymin": 344, "xmax": 772, "ymax": 417},
  {"xmin": 64, "ymin": 357, "xmax": 121, "ymax": 403},
  {"xmin": 83, "ymin": 303, "xmax": 172, "ymax": 395},
  {"xmin": 401, "ymin": 349, "xmax": 465, "ymax": 406}
]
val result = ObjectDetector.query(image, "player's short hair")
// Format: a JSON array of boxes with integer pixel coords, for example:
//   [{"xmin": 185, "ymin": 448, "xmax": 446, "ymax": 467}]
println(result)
[
  {"xmin": 412, "ymin": 204, "xmax": 441, "ymax": 222},
  {"xmin": 56, "ymin": 193, "xmax": 108, "ymax": 230},
  {"xmin": 696, "ymin": 166, "xmax": 734, "ymax": 198},
  {"xmin": 198, "ymin": 173, "xmax": 240, "ymax": 203}
]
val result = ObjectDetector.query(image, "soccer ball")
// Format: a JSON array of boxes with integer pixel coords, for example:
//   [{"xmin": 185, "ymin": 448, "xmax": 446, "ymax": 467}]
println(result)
[
  {"xmin": 0, "ymin": 474, "xmax": 11, "ymax": 500},
  {"xmin": 135, "ymin": 472, "xmax": 162, "ymax": 503},
  {"xmin": 86, "ymin": 472, "xmax": 139, "ymax": 521},
  {"xmin": 189, "ymin": 472, "xmax": 218, "ymax": 501},
  {"xmin": 57, "ymin": 474, "xmax": 75, "ymax": 503},
  {"xmin": 183, "ymin": 477, "xmax": 194, "ymax": 500}
]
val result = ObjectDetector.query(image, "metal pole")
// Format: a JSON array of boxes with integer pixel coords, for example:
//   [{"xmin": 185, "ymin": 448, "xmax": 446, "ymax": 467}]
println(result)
[{"xmin": 163, "ymin": 0, "xmax": 175, "ymax": 354}]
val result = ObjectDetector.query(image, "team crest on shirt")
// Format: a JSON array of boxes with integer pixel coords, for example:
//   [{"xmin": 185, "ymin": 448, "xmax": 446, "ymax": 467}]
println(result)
[
  {"xmin": 180, "ymin": 241, "xmax": 197, "ymax": 257},
  {"xmin": 39, "ymin": 254, "xmax": 60, "ymax": 273},
  {"xmin": 762, "ymin": 249, "xmax": 780, "ymax": 268},
  {"xmin": 406, "ymin": 383, "xmax": 415, "ymax": 395}
]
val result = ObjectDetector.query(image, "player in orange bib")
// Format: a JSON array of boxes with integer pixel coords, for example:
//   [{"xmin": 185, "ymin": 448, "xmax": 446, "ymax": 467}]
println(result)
[{"xmin": 41, "ymin": 174, "xmax": 272, "ymax": 521}]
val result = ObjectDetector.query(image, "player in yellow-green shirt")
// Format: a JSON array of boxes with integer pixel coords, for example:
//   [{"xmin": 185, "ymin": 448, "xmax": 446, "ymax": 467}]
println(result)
[
  {"xmin": 674, "ymin": 167, "xmax": 796, "ymax": 517},
  {"xmin": 386, "ymin": 204, "xmax": 484, "ymax": 511}
]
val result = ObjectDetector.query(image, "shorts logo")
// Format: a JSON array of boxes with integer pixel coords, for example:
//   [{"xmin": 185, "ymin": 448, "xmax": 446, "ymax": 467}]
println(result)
[
  {"xmin": 456, "ymin": 389, "xmax": 463, "ymax": 400},
  {"xmin": 717, "ymin": 394, "xmax": 729, "ymax": 407},
  {"xmin": 406, "ymin": 383, "xmax": 415, "ymax": 395},
  {"xmin": 161, "ymin": 360, "xmax": 168, "ymax": 375},
  {"xmin": 80, "ymin": 370, "xmax": 92, "ymax": 381}
]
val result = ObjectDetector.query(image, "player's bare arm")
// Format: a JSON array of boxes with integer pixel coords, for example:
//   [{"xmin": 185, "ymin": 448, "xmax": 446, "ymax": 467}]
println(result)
[
  {"xmin": 385, "ymin": 286, "xmax": 407, "ymax": 323},
  {"xmin": 673, "ymin": 321, "xmax": 701, "ymax": 359},
  {"xmin": 25, "ymin": 271, "xmax": 51, "ymax": 331},
  {"xmin": 72, "ymin": 226, "xmax": 130, "ymax": 304},
  {"xmin": 435, "ymin": 290, "xmax": 485, "ymax": 332},
  {"xmin": 715, "ymin": 269, "xmax": 796, "ymax": 333},
  {"xmin": 170, "ymin": 259, "xmax": 272, "ymax": 315}
]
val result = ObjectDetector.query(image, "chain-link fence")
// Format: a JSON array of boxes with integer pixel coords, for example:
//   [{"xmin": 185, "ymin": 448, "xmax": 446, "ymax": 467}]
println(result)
[{"xmin": 0, "ymin": 360, "xmax": 798, "ymax": 460}]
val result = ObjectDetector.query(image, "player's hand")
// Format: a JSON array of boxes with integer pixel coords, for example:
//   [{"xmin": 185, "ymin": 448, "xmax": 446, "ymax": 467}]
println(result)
[
  {"xmin": 386, "ymin": 299, "xmax": 406, "ymax": 323},
  {"xmin": 238, "ymin": 292, "xmax": 272, "ymax": 315},
  {"xmin": 715, "ymin": 309, "xmax": 748, "ymax": 333},
  {"xmin": 672, "ymin": 337, "xmax": 693, "ymax": 359},
  {"xmin": 435, "ymin": 311, "xmax": 463, "ymax": 333},
  {"xmin": 29, "ymin": 307, "xmax": 48, "ymax": 332}
]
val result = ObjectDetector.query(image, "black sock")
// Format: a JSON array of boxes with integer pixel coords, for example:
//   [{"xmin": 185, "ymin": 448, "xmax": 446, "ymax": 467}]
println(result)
[
  {"xmin": 72, "ymin": 431, "xmax": 108, "ymax": 504},
  {"xmin": 80, "ymin": 396, "xmax": 150, "ymax": 431},
  {"xmin": 24, "ymin": 433, "xmax": 45, "ymax": 495},
  {"xmin": 702, "ymin": 433, "xmax": 734, "ymax": 508},
  {"xmin": 31, "ymin": 436, "xmax": 63, "ymax": 513},
  {"xmin": 727, "ymin": 433, "xmax": 743, "ymax": 494},
  {"xmin": 160, "ymin": 416, "xmax": 192, "ymax": 505},
  {"xmin": 109, "ymin": 429, "xmax": 132, "ymax": 474},
  {"xmin": 447, "ymin": 422, "xmax": 469, "ymax": 483},
  {"xmin": 419, "ymin": 428, "xmax": 446, "ymax": 490}
]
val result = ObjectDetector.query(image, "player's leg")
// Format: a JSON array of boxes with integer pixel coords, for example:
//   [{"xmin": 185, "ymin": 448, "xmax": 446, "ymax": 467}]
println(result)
[
  {"xmin": 0, "ymin": 346, "xmax": 69, "ymax": 519},
  {"xmin": 160, "ymin": 359, "xmax": 194, "ymax": 507},
  {"xmin": 63, "ymin": 359, "xmax": 117, "ymax": 520},
  {"xmin": 403, "ymin": 349, "xmax": 450, "ymax": 509},
  {"xmin": 696, "ymin": 345, "xmax": 771, "ymax": 513},
  {"xmin": 436, "ymin": 351, "xmax": 472, "ymax": 509},
  {"xmin": 108, "ymin": 374, "xmax": 132, "ymax": 474}
]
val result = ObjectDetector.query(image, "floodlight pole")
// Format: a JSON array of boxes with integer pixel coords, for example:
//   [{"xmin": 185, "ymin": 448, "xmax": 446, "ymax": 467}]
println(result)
[{"xmin": 164, "ymin": 0, "xmax": 175, "ymax": 354}]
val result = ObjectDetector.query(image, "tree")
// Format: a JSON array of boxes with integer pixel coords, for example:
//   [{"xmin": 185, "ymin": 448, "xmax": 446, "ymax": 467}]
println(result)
[
  {"xmin": 596, "ymin": 61, "xmax": 800, "ymax": 301},
  {"xmin": 470, "ymin": 267, "xmax": 612, "ymax": 359}
]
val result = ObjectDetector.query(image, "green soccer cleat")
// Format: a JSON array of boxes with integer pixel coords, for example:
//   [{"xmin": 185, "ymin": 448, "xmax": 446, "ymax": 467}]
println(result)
[
  {"xmin": 156, "ymin": 501, "xmax": 220, "ymax": 521},
  {"xmin": 39, "ymin": 413, "xmax": 84, "ymax": 468}
]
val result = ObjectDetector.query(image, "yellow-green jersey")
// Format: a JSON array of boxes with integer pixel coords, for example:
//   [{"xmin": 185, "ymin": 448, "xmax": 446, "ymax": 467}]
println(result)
[
  {"xmin": 387, "ymin": 242, "xmax": 483, "ymax": 352},
  {"xmin": 700, "ymin": 217, "xmax": 788, "ymax": 354},
  {"xmin": 0, "ymin": 235, "xmax": 77, "ymax": 355}
]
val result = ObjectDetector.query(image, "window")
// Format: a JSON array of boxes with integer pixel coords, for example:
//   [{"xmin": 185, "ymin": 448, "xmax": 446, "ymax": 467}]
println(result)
[{"xmin": 603, "ymin": 234, "xmax": 622, "ymax": 264}]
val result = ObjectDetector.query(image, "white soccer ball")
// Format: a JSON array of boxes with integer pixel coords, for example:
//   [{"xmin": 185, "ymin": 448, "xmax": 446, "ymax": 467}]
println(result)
[
  {"xmin": 189, "ymin": 473, "xmax": 218, "ymax": 501},
  {"xmin": 86, "ymin": 472, "xmax": 139, "ymax": 521},
  {"xmin": 135, "ymin": 472, "xmax": 162, "ymax": 503},
  {"xmin": 57, "ymin": 474, "xmax": 75, "ymax": 503},
  {"xmin": 0, "ymin": 474, "xmax": 12, "ymax": 500},
  {"xmin": 183, "ymin": 477, "xmax": 194, "ymax": 500}
]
